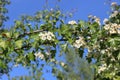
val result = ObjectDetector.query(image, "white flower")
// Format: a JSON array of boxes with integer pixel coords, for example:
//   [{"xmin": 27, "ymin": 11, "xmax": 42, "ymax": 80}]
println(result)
[
  {"xmin": 109, "ymin": 29, "xmax": 116, "ymax": 34},
  {"xmin": 103, "ymin": 18, "xmax": 109, "ymax": 24},
  {"xmin": 109, "ymin": 11, "xmax": 119, "ymax": 18},
  {"xmin": 50, "ymin": 59, "xmax": 55, "ymax": 62},
  {"xmin": 73, "ymin": 36, "xmax": 85, "ymax": 48},
  {"xmin": 47, "ymin": 35, "xmax": 52, "ymax": 40},
  {"xmin": 44, "ymin": 32, "xmax": 48, "ymax": 36},
  {"xmin": 111, "ymin": 57, "xmax": 115, "ymax": 61},
  {"xmin": 87, "ymin": 36, "xmax": 91, "ymax": 39},
  {"xmin": 95, "ymin": 18, "xmax": 101, "ymax": 25},
  {"xmin": 39, "ymin": 31, "xmax": 55, "ymax": 41},
  {"xmin": 114, "ymin": 11, "xmax": 119, "ymax": 14},
  {"xmin": 39, "ymin": 32, "xmax": 43, "ymax": 37},
  {"xmin": 98, "ymin": 64, "xmax": 107, "ymax": 73},
  {"xmin": 75, "ymin": 39, "xmax": 80, "ymax": 44},
  {"xmin": 111, "ymin": 2, "xmax": 117, "ymax": 6},
  {"xmin": 34, "ymin": 52, "xmax": 44, "ymax": 59},
  {"xmin": 41, "ymin": 35, "xmax": 47, "ymax": 40},
  {"xmin": 104, "ymin": 24, "xmax": 110, "ymax": 30},
  {"xmin": 46, "ymin": 51, "xmax": 50, "ymax": 56},
  {"xmin": 60, "ymin": 62, "xmax": 65, "ymax": 67},
  {"xmin": 101, "ymin": 50, "xmax": 105, "ymax": 54},
  {"xmin": 104, "ymin": 23, "xmax": 120, "ymax": 34},
  {"xmin": 111, "ymin": 23, "xmax": 118, "ymax": 28},
  {"xmin": 88, "ymin": 15, "xmax": 93, "ymax": 18},
  {"xmin": 68, "ymin": 20, "xmax": 77, "ymax": 25},
  {"xmin": 47, "ymin": 31, "xmax": 55, "ymax": 38},
  {"xmin": 73, "ymin": 43, "xmax": 80, "ymax": 48}
]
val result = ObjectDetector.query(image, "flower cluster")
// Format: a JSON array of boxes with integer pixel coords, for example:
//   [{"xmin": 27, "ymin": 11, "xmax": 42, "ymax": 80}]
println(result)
[
  {"xmin": 34, "ymin": 52, "xmax": 44, "ymax": 60},
  {"xmin": 98, "ymin": 63, "xmax": 107, "ymax": 73},
  {"xmin": 73, "ymin": 36, "xmax": 85, "ymax": 48},
  {"xmin": 68, "ymin": 20, "xmax": 77, "ymax": 25},
  {"xmin": 39, "ymin": 31, "xmax": 55, "ymax": 41},
  {"xmin": 103, "ymin": 18, "xmax": 109, "ymax": 24},
  {"xmin": 111, "ymin": 2, "xmax": 117, "ymax": 6},
  {"xmin": 109, "ymin": 11, "xmax": 119, "ymax": 18},
  {"xmin": 88, "ymin": 15, "xmax": 101, "ymax": 25},
  {"xmin": 104, "ymin": 23, "xmax": 120, "ymax": 34},
  {"xmin": 94, "ymin": 17, "xmax": 101, "ymax": 25}
]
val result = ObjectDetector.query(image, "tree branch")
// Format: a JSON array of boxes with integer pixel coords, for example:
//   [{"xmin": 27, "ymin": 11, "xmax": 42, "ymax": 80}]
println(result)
[{"xmin": 18, "ymin": 30, "xmax": 43, "ymax": 38}]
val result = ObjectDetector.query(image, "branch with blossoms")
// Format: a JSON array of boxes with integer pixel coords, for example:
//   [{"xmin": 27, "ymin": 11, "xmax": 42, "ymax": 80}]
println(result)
[{"xmin": 0, "ymin": 1, "xmax": 120, "ymax": 80}]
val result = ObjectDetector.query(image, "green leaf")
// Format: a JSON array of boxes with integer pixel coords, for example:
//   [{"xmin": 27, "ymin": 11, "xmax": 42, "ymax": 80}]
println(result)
[
  {"xmin": 0, "ymin": 60, "xmax": 6, "ymax": 69},
  {"xmin": 117, "ymin": 53, "xmax": 120, "ymax": 60},
  {"xmin": 3, "ymin": 32, "xmax": 11, "ymax": 38},
  {"xmin": 28, "ymin": 52, "xmax": 35, "ymax": 61},
  {"xmin": 0, "ymin": 41, "xmax": 7, "ymax": 49},
  {"xmin": 15, "ymin": 40, "xmax": 23, "ymax": 48},
  {"xmin": 14, "ymin": 32, "xmax": 19, "ymax": 38}
]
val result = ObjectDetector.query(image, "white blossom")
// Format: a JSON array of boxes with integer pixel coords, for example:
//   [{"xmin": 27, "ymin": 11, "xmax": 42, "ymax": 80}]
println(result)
[
  {"xmin": 101, "ymin": 50, "xmax": 105, "ymax": 54},
  {"xmin": 103, "ymin": 18, "xmax": 109, "ymax": 24},
  {"xmin": 87, "ymin": 36, "xmax": 91, "ymax": 39},
  {"xmin": 50, "ymin": 59, "xmax": 55, "ymax": 62},
  {"xmin": 47, "ymin": 31, "xmax": 55, "ymax": 37},
  {"xmin": 111, "ymin": 2, "xmax": 117, "ymax": 6},
  {"xmin": 34, "ymin": 52, "xmax": 44, "ymax": 59},
  {"xmin": 46, "ymin": 51, "xmax": 50, "ymax": 56},
  {"xmin": 60, "ymin": 62, "xmax": 65, "ymax": 67},
  {"xmin": 68, "ymin": 20, "xmax": 77, "ymax": 25},
  {"xmin": 75, "ymin": 39, "xmax": 81, "ymax": 44},
  {"xmin": 39, "ymin": 31, "xmax": 55, "ymax": 41},
  {"xmin": 88, "ymin": 15, "xmax": 93, "ymax": 18},
  {"xmin": 41, "ymin": 35, "xmax": 47, "ymax": 40},
  {"xmin": 104, "ymin": 24, "xmax": 110, "ymax": 30},
  {"xmin": 95, "ymin": 18, "xmax": 101, "ymax": 25},
  {"xmin": 47, "ymin": 35, "xmax": 52, "ymax": 40},
  {"xmin": 98, "ymin": 64, "xmax": 107, "ymax": 73},
  {"xmin": 39, "ymin": 32, "xmax": 44, "ymax": 37},
  {"xmin": 109, "ymin": 29, "xmax": 116, "ymax": 34},
  {"xmin": 104, "ymin": 23, "xmax": 120, "ymax": 34},
  {"xmin": 73, "ymin": 43, "xmax": 81, "ymax": 48},
  {"xmin": 109, "ymin": 11, "xmax": 119, "ymax": 18},
  {"xmin": 73, "ymin": 36, "xmax": 85, "ymax": 48},
  {"xmin": 111, "ymin": 57, "xmax": 115, "ymax": 61}
]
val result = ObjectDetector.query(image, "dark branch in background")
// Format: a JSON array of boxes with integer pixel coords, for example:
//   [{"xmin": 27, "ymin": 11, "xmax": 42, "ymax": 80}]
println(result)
[
  {"xmin": 17, "ymin": 30, "xmax": 43, "ymax": 38},
  {"xmin": 58, "ymin": 38, "xmax": 67, "ymax": 41}
]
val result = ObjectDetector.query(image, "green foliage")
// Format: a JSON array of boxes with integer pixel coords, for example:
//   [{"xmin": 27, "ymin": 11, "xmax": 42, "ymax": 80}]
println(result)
[
  {"xmin": 0, "ymin": 0, "xmax": 120, "ymax": 80},
  {"xmin": 0, "ymin": 0, "xmax": 10, "ymax": 27}
]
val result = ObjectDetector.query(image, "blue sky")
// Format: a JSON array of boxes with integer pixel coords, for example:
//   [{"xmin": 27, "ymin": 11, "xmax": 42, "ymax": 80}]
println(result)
[
  {"xmin": 2, "ymin": 0, "xmax": 116, "ymax": 80},
  {"xmin": 5, "ymin": 0, "xmax": 112, "ymax": 28}
]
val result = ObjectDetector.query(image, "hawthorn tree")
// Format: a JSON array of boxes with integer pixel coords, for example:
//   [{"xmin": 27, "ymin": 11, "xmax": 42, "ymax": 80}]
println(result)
[{"xmin": 0, "ymin": 0, "xmax": 120, "ymax": 80}]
